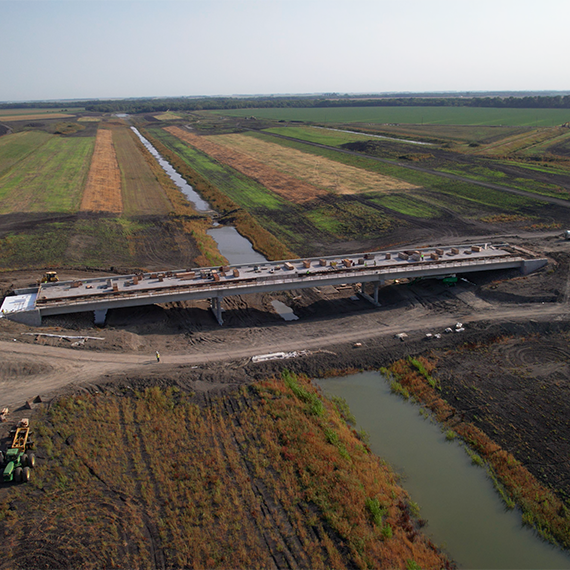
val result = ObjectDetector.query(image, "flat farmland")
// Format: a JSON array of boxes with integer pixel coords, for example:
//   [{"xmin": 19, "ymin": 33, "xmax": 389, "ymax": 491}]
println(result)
[
  {"xmin": 0, "ymin": 134, "xmax": 94, "ymax": 214},
  {"xmin": 210, "ymin": 132, "xmax": 418, "ymax": 195},
  {"xmin": 0, "ymin": 113, "xmax": 75, "ymax": 122},
  {"xmin": 0, "ymin": 121, "xmax": 216, "ymax": 271},
  {"xmin": 112, "ymin": 126, "xmax": 172, "ymax": 216},
  {"xmin": 80, "ymin": 129, "xmax": 122, "ymax": 214},
  {"xmin": 0, "ymin": 108, "xmax": 82, "ymax": 117},
  {"xmin": 147, "ymin": 127, "xmax": 287, "ymax": 212},
  {"xmin": 165, "ymin": 126, "xmax": 326, "ymax": 203},
  {"xmin": 214, "ymin": 106, "xmax": 570, "ymax": 127},
  {"xmin": 0, "ymin": 131, "xmax": 52, "ymax": 176},
  {"xmin": 147, "ymin": 127, "xmax": 405, "ymax": 255}
]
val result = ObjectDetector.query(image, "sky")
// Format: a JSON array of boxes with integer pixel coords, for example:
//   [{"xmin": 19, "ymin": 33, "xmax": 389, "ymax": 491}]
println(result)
[{"xmin": 1, "ymin": 0, "xmax": 569, "ymax": 102}]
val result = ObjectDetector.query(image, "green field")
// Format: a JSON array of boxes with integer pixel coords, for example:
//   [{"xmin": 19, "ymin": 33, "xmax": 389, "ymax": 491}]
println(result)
[
  {"xmin": 0, "ymin": 107, "xmax": 83, "ymax": 117},
  {"xmin": 250, "ymin": 132, "xmax": 543, "ymax": 214},
  {"xmin": 147, "ymin": 127, "xmax": 286, "ymax": 211},
  {"xmin": 264, "ymin": 126, "xmax": 378, "ymax": 147},
  {"xmin": 215, "ymin": 106, "xmax": 570, "ymax": 127},
  {"xmin": 0, "ymin": 133, "xmax": 94, "ymax": 214},
  {"xmin": 0, "ymin": 131, "xmax": 53, "ymax": 177}
]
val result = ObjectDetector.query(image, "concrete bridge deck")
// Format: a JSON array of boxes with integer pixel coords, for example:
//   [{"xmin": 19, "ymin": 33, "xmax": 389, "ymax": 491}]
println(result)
[{"xmin": 1, "ymin": 243, "xmax": 546, "ymax": 326}]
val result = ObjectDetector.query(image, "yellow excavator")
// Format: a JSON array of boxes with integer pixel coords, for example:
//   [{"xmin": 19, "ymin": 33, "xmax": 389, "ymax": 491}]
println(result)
[{"xmin": 40, "ymin": 271, "xmax": 59, "ymax": 283}]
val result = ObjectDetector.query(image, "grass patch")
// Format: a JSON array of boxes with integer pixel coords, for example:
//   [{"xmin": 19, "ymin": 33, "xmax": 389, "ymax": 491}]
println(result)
[
  {"xmin": 368, "ymin": 194, "xmax": 442, "ymax": 218},
  {"xmin": 214, "ymin": 106, "xmax": 570, "ymax": 127},
  {"xmin": 0, "ymin": 131, "xmax": 53, "ymax": 176},
  {"xmin": 0, "ymin": 135, "xmax": 94, "ymax": 214}
]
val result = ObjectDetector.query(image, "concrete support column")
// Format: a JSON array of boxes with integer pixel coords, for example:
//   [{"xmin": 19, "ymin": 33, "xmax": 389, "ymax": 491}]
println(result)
[
  {"xmin": 358, "ymin": 282, "xmax": 381, "ymax": 307},
  {"xmin": 94, "ymin": 309, "xmax": 108, "ymax": 326},
  {"xmin": 210, "ymin": 297, "xmax": 224, "ymax": 325}
]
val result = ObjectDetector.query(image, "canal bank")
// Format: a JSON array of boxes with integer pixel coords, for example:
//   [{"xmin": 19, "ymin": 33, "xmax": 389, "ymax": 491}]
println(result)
[
  {"xmin": 131, "ymin": 127, "xmax": 268, "ymax": 266},
  {"xmin": 315, "ymin": 371, "xmax": 570, "ymax": 569}
]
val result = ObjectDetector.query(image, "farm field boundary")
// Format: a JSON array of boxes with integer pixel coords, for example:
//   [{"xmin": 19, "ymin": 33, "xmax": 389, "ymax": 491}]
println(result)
[
  {"xmin": 259, "ymin": 130, "xmax": 570, "ymax": 212},
  {"xmin": 210, "ymin": 132, "xmax": 418, "ymax": 195},
  {"xmin": 80, "ymin": 128, "xmax": 122, "ymax": 214},
  {"xmin": 165, "ymin": 126, "xmax": 326, "ymax": 204}
]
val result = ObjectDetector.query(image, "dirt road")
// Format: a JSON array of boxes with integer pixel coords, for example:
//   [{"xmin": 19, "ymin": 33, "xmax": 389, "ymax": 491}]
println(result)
[{"xmin": 1, "ymin": 294, "xmax": 567, "ymax": 410}]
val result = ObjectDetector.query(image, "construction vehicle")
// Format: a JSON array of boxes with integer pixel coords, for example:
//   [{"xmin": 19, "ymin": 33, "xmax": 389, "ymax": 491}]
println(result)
[
  {"xmin": 1, "ymin": 419, "xmax": 35, "ymax": 483},
  {"xmin": 41, "ymin": 271, "xmax": 59, "ymax": 283}
]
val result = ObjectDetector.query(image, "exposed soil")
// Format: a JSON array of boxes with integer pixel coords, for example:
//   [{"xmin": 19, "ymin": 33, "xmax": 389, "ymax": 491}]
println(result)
[
  {"xmin": 1, "ymin": 233, "xmax": 570, "ymax": 565},
  {"xmin": 342, "ymin": 139, "xmax": 570, "ymax": 198}
]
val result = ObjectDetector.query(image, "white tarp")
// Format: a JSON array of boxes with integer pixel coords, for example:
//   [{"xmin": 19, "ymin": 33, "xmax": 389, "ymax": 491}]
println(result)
[{"xmin": 0, "ymin": 293, "xmax": 37, "ymax": 316}]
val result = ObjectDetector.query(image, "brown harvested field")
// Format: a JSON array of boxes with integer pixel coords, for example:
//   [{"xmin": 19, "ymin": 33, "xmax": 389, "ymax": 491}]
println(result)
[
  {"xmin": 112, "ymin": 126, "xmax": 172, "ymax": 216},
  {"xmin": 212, "ymin": 132, "xmax": 419, "ymax": 195},
  {"xmin": 0, "ymin": 113, "xmax": 75, "ymax": 121},
  {"xmin": 80, "ymin": 128, "xmax": 123, "ymax": 214},
  {"xmin": 165, "ymin": 126, "xmax": 327, "ymax": 203}
]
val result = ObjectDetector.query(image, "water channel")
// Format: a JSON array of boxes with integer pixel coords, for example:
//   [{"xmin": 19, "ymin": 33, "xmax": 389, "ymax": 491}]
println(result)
[
  {"xmin": 130, "ymin": 127, "xmax": 268, "ymax": 266},
  {"xmin": 314, "ymin": 371, "xmax": 570, "ymax": 569},
  {"xmin": 316, "ymin": 126, "xmax": 434, "ymax": 146}
]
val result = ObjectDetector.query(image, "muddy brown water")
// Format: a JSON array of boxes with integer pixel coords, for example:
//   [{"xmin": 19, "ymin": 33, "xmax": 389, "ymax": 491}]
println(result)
[{"xmin": 315, "ymin": 371, "xmax": 570, "ymax": 569}]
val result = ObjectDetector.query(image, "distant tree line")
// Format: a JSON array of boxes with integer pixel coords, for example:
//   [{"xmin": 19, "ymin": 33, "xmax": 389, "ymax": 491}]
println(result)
[{"xmin": 2, "ymin": 94, "xmax": 570, "ymax": 114}]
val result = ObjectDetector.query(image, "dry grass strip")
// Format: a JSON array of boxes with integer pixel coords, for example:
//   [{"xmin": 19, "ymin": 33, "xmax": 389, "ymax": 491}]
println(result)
[
  {"xmin": 81, "ymin": 128, "xmax": 122, "ymax": 213},
  {"xmin": 165, "ymin": 126, "xmax": 326, "ymax": 204},
  {"xmin": 212, "ymin": 133, "xmax": 419, "ymax": 195}
]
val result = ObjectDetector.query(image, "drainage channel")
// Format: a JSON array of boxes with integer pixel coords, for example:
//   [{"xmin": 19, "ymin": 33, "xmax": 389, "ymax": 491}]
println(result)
[{"xmin": 315, "ymin": 371, "xmax": 570, "ymax": 569}]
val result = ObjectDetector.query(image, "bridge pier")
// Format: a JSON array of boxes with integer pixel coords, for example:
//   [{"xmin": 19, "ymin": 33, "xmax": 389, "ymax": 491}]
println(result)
[
  {"xmin": 94, "ymin": 309, "xmax": 108, "ymax": 326},
  {"xmin": 210, "ymin": 296, "xmax": 224, "ymax": 325},
  {"xmin": 358, "ymin": 281, "xmax": 382, "ymax": 307}
]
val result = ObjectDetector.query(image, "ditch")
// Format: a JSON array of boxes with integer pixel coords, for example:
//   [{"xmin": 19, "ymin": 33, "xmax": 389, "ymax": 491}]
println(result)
[
  {"xmin": 315, "ymin": 371, "xmax": 570, "ymax": 569},
  {"xmin": 130, "ymin": 127, "xmax": 268, "ymax": 265}
]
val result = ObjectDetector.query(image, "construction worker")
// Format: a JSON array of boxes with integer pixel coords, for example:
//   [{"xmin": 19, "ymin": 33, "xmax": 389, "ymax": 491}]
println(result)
[{"xmin": 155, "ymin": 351, "xmax": 160, "ymax": 363}]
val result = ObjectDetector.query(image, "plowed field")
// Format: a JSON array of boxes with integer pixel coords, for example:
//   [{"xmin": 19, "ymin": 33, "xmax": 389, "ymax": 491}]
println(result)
[
  {"xmin": 80, "ymin": 129, "xmax": 122, "ymax": 213},
  {"xmin": 212, "ymin": 132, "xmax": 418, "ymax": 195},
  {"xmin": 165, "ymin": 126, "xmax": 325, "ymax": 203}
]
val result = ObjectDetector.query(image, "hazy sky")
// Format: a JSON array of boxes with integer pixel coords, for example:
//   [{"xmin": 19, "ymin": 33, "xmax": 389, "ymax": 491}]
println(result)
[{"xmin": 1, "ymin": 0, "xmax": 569, "ymax": 102}]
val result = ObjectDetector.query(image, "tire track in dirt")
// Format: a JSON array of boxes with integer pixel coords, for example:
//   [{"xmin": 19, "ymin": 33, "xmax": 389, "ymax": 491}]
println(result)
[
  {"xmin": 221, "ymin": 393, "xmax": 307, "ymax": 569},
  {"xmin": 1, "ymin": 301, "xmax": 569, "ymax": 409}
]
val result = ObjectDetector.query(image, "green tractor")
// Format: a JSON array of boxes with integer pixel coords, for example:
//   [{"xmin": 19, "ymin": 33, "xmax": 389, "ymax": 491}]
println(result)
[
  {"xmin": 1, "ymin": 448, "xmax": 35, "ymax": 483},
  {"xmin": 1, "ymin": 418, "xmax": 36, "ymax": 484}
]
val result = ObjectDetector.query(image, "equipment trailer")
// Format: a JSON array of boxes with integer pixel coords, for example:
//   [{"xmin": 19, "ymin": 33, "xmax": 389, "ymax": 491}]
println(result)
[{"xmin": 1, "ymin": 419, "xmax": 36, "ymax": 483}]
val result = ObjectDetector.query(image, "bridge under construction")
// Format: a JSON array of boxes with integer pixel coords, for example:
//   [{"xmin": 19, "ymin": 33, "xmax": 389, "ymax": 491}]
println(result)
[{"xmin": 0, "ymin": 243, "xmax": 547, "ymax": 326}]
